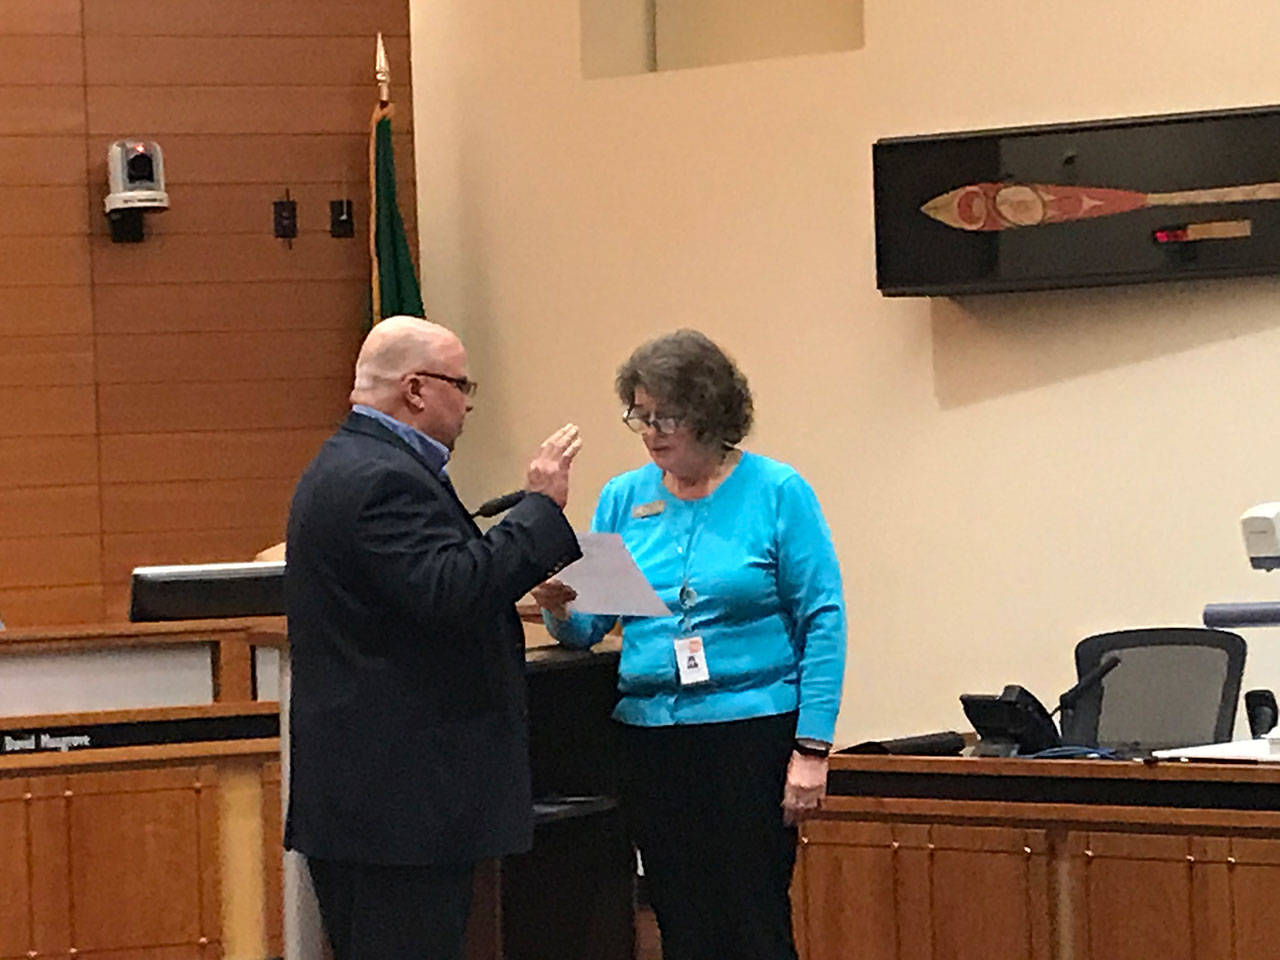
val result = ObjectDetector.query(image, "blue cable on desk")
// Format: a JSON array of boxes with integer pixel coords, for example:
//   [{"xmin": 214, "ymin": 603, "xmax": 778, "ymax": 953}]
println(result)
[{"xmin": 1028, "ymin": 745, "xmax": 1123, "ymax": 760}]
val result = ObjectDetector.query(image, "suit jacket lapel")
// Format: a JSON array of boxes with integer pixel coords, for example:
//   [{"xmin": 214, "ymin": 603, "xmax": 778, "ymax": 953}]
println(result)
[{"xmin": 340, "ymin": 412, "xmax": 481, "ymax": 534}]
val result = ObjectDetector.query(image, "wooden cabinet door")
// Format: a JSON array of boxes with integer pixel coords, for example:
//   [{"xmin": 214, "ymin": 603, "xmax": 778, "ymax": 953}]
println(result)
[
  {"xmin": 797, "ymin": 821, "xmax": 899, "ymax": 960},
  {"xmin": 0, "ymin": 764, "xmax": 220, "ymax": 959},
  {"xmin": 1067, "ymin": 831, "xmax": 1196, "ymax": 960},
  {"xmin": 1220, "ymin": 837, "xmax": 1280, "ymax": 960},
  {"xmin": 797, "ymin": 820, "xmax": 1050, "ymax": 960},
  {"xmin": 1062, "ymin": 830, "xmax": 1277, "ymax": 960}
]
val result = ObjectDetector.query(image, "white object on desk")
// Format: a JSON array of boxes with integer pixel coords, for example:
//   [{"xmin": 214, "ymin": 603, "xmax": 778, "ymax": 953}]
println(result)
[
  {"xmin": 1154, "ymin": 733, "xmax": 1280, "ymax": 761},
  {"xmin": 558, "ymin": 533, "xmax": 669, "ymax": 617}
]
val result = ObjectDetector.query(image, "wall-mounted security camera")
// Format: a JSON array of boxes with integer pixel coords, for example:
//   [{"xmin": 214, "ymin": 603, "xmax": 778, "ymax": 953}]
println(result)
[{"xmin": 104, "ymin": 139, "xmax": 169, "ymax": 243}]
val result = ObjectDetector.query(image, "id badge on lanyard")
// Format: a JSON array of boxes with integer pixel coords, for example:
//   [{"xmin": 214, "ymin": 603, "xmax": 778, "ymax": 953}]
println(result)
[
  {"xmin": 674, "ymin": 636, "xmax": 710, "ymax": 685},
  {"xmin": 670, "ymin": 500, "xmax": 711, "ymax": 685}
]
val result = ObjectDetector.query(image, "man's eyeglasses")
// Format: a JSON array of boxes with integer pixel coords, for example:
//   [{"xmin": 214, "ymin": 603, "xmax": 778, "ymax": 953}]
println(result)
[
  {"xmin": 622, "ymin": 407, "xmax": 681, "ymax": 435},
  {"xmin": 412, "ymin": 370, "xmax": 479, "ymax": 398}
]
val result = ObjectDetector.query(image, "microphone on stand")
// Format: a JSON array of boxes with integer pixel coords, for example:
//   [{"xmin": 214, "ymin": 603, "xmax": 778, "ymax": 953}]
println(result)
[
  {"xmin": 470, "ymin": 490, "xmax": 527, "ymax": 519},
  {"xmin": 1054, "ymin": 654, "xmax": 1122, "ymax": 715}
]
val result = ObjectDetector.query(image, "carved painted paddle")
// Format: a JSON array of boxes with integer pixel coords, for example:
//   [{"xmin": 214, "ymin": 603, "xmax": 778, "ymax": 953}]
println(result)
[{"xmin": 921, "ymin": 180, "xmax": 1280, "ymax": 231}]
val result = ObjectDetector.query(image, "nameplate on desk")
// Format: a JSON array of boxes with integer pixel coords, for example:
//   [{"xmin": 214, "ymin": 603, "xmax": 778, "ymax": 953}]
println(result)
[
  {"xmin": 0, "ymin": 713, "xmax": 279, "ymax": 756},
  {"xmin": 4, "ymin": 733, "xmax": 93, "ymax": 753}
]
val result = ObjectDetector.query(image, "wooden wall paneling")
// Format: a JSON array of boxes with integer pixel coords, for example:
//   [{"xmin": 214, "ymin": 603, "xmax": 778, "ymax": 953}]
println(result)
[
  {"xmin": 0, "ymin": 385, "xmax": 96, "ymax": 436},
  {"xmin": 95, "ymin": 328, "xmax": 362, "ymax": 383},
  {"xmin": 89, "ymin": 181, "xmax": 417, "ymax": 238},
  {"xmin": 85, "ymin": 35, "xmax": 413, "ymax": 87},
  {"xmin": 0, "ymin": 35, "xmax": 85, "ymax": 85},
  {"xmin": 261, "ymin": 761, "xmax": 284, "ymax": 959},
  {"xmin": 87, "ymin": 86, "xmax": 412, "ymax": 137},
  {"xmin": 0, "ymin": 86, "xmax": 86, "ymax": 136},
  {"xmin": 0, "ymin": 585, "xmax": 105, "ymax": 628},
  {"xmin": 927, "ymin": 824, "xmax": 1051, "ymax": 960},
  {"xmin": 0, "ymin": 0, "xmax": 82, "ymax": 35},
  {"xmin": 65, "ymin": 765, "xmax": 215, "ymax": 953},
  {"xmin": 0, "ymin": 334, "xmax": 94, "ymax": 386},
  {"xmin": 94, "ymin": 280, "xmax": 375, "ymax": 334},
  {"xmin": 101, "ymin": 478, "xmax": 299, "ymax": 535},
  {"xmin": 0, "ymin": 0, "xmax": 418, "ymax": 627},
  {"xmin": 100, "ymin": 582, "xmax": 132, "ymax": 623},
  {"xmin": 0, "ymin": 486, "xmax": 99, "ymax": 537},
  {"xmin": 797, "ymin": 819, "xmax": 898, "ymax": 960},
  {"xmin": 101, "ymin": 526, "xmax": 291, "ymax": 586},
  {"xmin": 100, "ymin": 428, "xmax": 330, "ymax": 484},
  {"xmin": 0, "ymin": 137, "xmax": 88, "ymax": 187},
  {"xmin": 0, "ymin": 237, "xmax": 90, "ymax": 286},
  {"xmin": 83, "ymin": 0, "xmax": 411, "ymax": 37},
  {"xmin": 88, "ymin": 133, "xmax": 416, "ymax": 186},
  {"xmin": 0, "ymin": 185, "xmax": 90, "ymax": 235},
  {"xmin": 0, "ymin": 778, "xmax": 33, "ymax": 957},
  {"xmin": 1226, "ymin": 837, "xmax": 1280, "ymax": 960},
  {"xmin": 0, "ymin": 436, "xmax": 98, "ymax": 488},
  {"xmin": 1069, "ymin": 831, "xmax": 1195, "ymax": 960},
  {"xmin": 0, "ymin": 286, "xmax": 93, "ymax": 336},
  {"xmin": 28, "ymin": 773, "xmax": 73, "ymax": 956},
  {"xmin": 91, "ymin": 235, "xmax": 368, "ymax": 286},
  {"xmin": 0, "ymin": 535, "xmax": 100, "ymax": 589},
  {"xmin": 98, "ymin": 378, "xmax": 349, "ymax": 434}
]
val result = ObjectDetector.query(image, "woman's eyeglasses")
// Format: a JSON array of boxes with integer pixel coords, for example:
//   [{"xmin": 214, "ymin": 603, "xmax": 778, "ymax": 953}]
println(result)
[{"xmin": 622, "ymin": 407, "xmax": 681, "ymax": 435}]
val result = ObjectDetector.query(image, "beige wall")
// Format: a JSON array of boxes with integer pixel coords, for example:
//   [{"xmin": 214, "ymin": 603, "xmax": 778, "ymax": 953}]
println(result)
[
  {"xmin": 410, "ymin": 0, "xmax": 1280, "ymax": 744},
  {"xmin": 655, "ymin": 0, "xmax": 862, "ymax": 72}
]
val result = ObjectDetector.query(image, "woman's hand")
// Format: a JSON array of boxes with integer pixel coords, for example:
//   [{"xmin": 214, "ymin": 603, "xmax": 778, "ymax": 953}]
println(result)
[
  {"xmin": 782, "ymin": 751, "xmax": 829, "ymax": 825},
  {"xmin": 531, "ymin": 578, "xmax": 578, "ymax": 620}
]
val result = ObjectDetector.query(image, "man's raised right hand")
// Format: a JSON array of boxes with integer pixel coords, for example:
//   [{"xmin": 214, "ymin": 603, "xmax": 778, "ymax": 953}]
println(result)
[{"xmin": 525, "ymin": 423, "xmax": 582, "ymax": 509}]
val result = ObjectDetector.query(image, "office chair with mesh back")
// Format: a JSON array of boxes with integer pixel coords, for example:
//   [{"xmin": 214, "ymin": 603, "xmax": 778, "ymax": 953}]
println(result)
[{"xmin": 1058, "ymin": 627, "xmax": 1246, "ymax": 754}]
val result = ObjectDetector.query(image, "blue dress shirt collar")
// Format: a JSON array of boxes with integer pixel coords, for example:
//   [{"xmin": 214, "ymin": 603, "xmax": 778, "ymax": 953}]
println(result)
[{"xmin": 350, "ymin": 404, "xmax": 451, "ymax": 477}]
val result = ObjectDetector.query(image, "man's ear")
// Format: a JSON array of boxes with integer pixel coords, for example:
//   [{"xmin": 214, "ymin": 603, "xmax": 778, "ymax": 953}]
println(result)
[{"xmin": 401, "ymin": 373, "xmax": 425, "ymax": 412}]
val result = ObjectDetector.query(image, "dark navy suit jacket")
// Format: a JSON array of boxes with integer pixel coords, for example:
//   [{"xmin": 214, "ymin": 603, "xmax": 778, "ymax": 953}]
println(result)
[{"xmin": 284, "ymin": 411, "xmax": 581, "ymax": 864}]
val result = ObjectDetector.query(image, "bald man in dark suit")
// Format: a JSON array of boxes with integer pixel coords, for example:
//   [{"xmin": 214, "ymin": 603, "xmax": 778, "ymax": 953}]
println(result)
[{"xmin": 284, "ymin": 316, "xmax": 583, "ymax": 960}]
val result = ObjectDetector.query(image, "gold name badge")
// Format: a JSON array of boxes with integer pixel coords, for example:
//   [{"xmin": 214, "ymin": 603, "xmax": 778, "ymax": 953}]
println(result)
[{"xmin": 631, "ymin": 499, "xmax": 666, "ymax": 519}]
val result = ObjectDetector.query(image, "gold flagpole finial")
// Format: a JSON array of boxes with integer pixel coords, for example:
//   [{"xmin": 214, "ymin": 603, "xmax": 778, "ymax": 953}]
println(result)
[{"xmin": 375, "ymin": 32, "xmax": 391, "ymax": 105}]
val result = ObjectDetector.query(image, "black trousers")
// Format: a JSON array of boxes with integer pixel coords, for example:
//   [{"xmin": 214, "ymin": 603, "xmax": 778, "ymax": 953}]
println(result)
[
  {"xmin": 617, "ymin": 712, "xmax": 800, "ymax": 960},
  {"xmin": 306, "ymin": 857, "xmax": 475, "ymax": 960}
]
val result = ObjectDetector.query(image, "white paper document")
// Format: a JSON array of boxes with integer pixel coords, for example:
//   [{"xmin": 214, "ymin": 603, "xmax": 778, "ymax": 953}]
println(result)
[{"xmin": 556, "ymin": 533, "xmax": 670, "ymax": 617}]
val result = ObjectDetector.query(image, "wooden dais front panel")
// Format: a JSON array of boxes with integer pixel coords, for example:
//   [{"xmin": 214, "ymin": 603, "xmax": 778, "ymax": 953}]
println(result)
[
  {"xmin": 800, "ymin": 756, "xmax": 1280, "ymax": 960},
  {"xmin": 799, "ymin": 819, "xmax": 1050, "ymax": 960},
  {"xmin": 0, "ymin": 764, "xmax": 220, "ymax": 959}
]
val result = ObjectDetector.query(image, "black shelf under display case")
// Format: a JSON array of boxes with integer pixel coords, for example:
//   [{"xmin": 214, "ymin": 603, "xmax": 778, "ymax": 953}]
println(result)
[{"xmin": 874, "ymin": 103, "xmax": 1280, "ymax": 296}]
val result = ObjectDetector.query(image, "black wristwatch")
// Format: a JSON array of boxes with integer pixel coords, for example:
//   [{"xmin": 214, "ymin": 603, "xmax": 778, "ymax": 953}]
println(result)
[{"xmin": 793, "ymin": 739, "xmax": 831, "ymax": 759}]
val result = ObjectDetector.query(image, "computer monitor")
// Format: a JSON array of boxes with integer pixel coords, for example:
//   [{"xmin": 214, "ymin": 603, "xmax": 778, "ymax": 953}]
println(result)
[{"xmin": 129, "ymin": 561, "xmax": 285, "ymax": 622}]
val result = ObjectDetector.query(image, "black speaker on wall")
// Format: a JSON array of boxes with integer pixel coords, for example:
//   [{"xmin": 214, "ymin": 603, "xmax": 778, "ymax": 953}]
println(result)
[{"xmin": 873, "ymin": 103, "xmax": 1280, "ymax": 296}]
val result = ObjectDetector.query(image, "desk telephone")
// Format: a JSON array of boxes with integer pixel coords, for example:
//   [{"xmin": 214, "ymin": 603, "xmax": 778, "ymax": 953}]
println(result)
[
  {"xmin": 960, "ymin": 655, "xmax": 1122, "ymax": 757},
  {"xmin": 960, "ymin": 685, "xmax": 1060, "ymax": 757}
]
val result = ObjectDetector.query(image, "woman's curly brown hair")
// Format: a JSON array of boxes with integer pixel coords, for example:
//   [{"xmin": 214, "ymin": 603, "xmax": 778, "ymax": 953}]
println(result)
[{"xmin": 615, "ymin": 330, "xmax": 753, "ymax": 449}]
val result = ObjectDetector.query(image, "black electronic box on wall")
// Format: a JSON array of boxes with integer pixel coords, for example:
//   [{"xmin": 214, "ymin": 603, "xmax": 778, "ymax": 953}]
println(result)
[{"xmin": 873, "ymin": 103, "xmax": 1280, "ymax": 296}]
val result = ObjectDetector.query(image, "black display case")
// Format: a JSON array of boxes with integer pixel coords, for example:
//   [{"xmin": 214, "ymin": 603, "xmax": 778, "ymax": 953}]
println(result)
[{"xmin": 874, "ymin": 103, "xmax": 1280, "ymax": 296}]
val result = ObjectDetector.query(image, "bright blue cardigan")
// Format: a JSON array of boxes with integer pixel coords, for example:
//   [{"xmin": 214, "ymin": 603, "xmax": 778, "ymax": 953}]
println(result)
[{"xmin": 543, "ymin": 451, "xmax": 846, "ymax": 742}]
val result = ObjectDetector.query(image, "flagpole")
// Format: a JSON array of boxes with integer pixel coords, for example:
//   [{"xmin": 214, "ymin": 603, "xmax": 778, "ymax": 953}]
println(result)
[
  {"xmin": 368, "ymin": 32, "xmax": 424, "ymax": 326},
  {"xmin": 369, "ymin": 33, "xmax": 391, "ymax": 323}
]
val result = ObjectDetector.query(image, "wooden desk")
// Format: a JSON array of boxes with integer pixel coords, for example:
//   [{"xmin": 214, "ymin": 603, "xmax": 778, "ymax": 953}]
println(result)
[
  {"xmin": 794, "ymin": 755, "xmax": 1280, "ymax": 960},
  {"xmin": 1, "ymin": 620, "xmax": 630, "ymax": 960}
]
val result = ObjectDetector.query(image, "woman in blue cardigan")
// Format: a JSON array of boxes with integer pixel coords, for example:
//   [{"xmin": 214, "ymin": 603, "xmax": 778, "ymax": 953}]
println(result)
[{"xmin": 533, "ymin": 329, "xmax": 846, "ymax": 960}]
